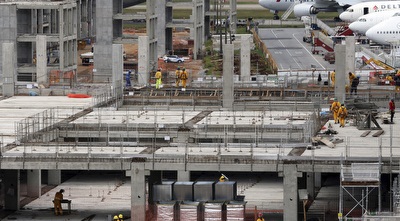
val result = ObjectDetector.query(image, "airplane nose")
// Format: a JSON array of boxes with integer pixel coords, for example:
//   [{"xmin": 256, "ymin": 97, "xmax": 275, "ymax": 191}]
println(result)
[
  {"xmin": 348, "ymin": 23, "xmax": 357, "ymax": 32},
  {"xmin": 339, "ymin": 12, "xmax": 347, "ymax": 22}
]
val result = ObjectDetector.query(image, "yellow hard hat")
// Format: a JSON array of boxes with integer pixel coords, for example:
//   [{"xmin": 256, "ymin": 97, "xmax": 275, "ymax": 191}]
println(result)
[
  {"xmin": 119, "ymin": 214, "xmax": 123, "ymax": 218},
  {"xmin": 113, "ymin": 215, "xmax": 118, "ymax": 220}
]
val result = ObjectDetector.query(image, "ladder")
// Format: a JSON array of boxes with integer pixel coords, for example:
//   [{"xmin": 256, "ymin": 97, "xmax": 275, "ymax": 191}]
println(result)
[{"xmin": 281, "ymin": 0, "xmax": 301, "ymax": 20}]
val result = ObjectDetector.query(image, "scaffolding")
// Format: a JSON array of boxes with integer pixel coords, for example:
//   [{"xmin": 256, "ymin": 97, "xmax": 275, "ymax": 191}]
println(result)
[{"xmin": 339, "ymin": 162, "xmax": 381, "ymax": 220}]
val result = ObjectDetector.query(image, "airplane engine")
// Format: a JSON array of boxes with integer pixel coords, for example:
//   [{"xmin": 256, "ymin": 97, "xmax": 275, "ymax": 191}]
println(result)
[{"xmin": 294, "ymin": 2, "xmax": 319, "ymax": 17}]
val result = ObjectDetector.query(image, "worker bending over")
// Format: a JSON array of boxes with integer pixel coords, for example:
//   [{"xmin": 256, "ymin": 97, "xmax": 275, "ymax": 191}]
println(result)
[
  {"xmin": 53, "ymin": 189, "xmax": 65, "ymax": 215},
  {"xmin": 330, "ymin": 98, "xmax": 341, "ymax": 124},
  {"xmin": 180, "ymin": 68, "xmax": 188, "ymax": 88},
  {"xmin": 337, "ymin": 104, "xmax": 348, "ymax": 128}
]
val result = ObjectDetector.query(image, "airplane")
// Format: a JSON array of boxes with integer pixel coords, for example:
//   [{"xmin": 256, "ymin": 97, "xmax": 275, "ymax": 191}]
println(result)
[
  {"xmin": 259, "ymin": 0, "xmax": 388, "ymax": 19},
  {"xmin": 365, "ymin": 14, "xmax": 400, "ymax": 45},
  {"xmin": 340, "ymin": 1, "xmax": 400, "ymax": 22},
  {"xmin": 348, "ymin": 10, "xmax": 400, "ymax": 34}
]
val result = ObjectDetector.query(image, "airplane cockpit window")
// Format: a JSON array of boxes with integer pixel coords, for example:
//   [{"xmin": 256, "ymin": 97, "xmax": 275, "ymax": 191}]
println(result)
[
  {"xmin": 358, "ymin": 18, "xmax": 366, "ymax": 22},
  {"xmin": 393, "ymin": 12, "xmax": 400, "ymax": 17}
]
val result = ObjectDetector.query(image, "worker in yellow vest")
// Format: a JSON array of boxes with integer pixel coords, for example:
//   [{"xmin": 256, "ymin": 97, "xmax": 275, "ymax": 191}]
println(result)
[
  {"xmin": 338, "ymin": 104, "xmax": 348, "ymax": 128},
  {"xmin": 330, "ymin": 98, "xmax": 341, "ymax": 124},
  {"xmin": 330, "ymin": 70, "xmax": 335, "ymax": 87},
  {"xmin": 155, "ymin": 68, "xmax": 162, "ymax": 89},
  {"xmin": 180, "ymin": 68, "xmax": 188, "ymax": 88}
]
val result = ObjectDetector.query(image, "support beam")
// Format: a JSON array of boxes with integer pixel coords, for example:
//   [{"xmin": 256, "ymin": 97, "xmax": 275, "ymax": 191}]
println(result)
[
  {"xmin": 4, "ymin": 170, "xmax": 20, "ymax": 211},
  {"xmin": 240, "ymin": 34, "xmax": 251, "ymax": 82},
  {"xmin": 138, "ymin": 36, "xmax": 150, "ymax": 86},
  {"xmin": 2, "ymin": 42, "xmax": 15, "ymax": 97},
  {"xmin": 112, "ymin": 44, "xmax": 124, "ymax": 108},
  {"xmin": 48, "ymin": 170, "xmax": 61, "ymax": 185},
  {"xmin": 131, "ymin": 163, "xmax": 146, "ymax": 221},
  {"xmin": 36, "ymin": 35, "xmax": 47, "ymax": 84},
  {"xmin": 283, "ymin": 164, "xmax": 299, "ymax": 221},
  {"xmin": 334, "ymin": 44, "xmax": 346, "ymax": 104},
  {"xmin": 27, "ymin": 169, "xmax": 41, "ymax": 198},
  {"xmin": 156, "ymin": 0, "xmax": 166, "ymax": 57},
  {"xmin": 222, "ymin": 43, "xmax": 234, "ymax": 109},
  {"xmin": 177, "ymin": 170, "xmax": 190, "ymax": 181}
]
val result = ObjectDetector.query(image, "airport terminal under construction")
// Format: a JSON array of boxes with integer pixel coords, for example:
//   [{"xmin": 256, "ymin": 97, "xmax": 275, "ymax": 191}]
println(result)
[{"xmin": 1, "ymin": 0, "xmax": 400, "ymax": 221}]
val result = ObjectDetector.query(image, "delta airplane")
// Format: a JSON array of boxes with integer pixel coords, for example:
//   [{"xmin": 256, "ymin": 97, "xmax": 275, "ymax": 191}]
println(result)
[
  {"xmin": 340, "ymin": 1, "xmax": 400, "ymax": 22},
  {"xmin": 365, "ymin": 14, "xmax": 400, "ymax": 45},
  {"xmin": 348, "ymin": 10, "xmax": 400, "ymax": 34},
  {"xmin": 259, "ymin": 0, "xmax": 388, "ymax": 19}
]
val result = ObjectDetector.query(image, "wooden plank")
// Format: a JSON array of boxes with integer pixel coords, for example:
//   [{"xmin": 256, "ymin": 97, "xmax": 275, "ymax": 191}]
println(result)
[
  {"xmin": 360, "ymin": 130, "xmax": 371, "ymax": 137},
  {"xmin": 372, "ymin": 130, "xmax": 384, "ymax": 137}
]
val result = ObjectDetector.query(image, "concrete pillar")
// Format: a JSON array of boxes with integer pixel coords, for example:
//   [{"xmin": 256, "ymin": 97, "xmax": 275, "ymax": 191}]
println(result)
[
  {"xmin": 156, "ymin": 0, "xmax": 166, "ymax": 57},
  {"xmin": 48, "ymin": 170, "xmax": 62, "ymax": 185},
  {"xmin": 148, "ymin": 171, "xmax": 162, "ymax": 205},
  {"xmin": 306, "ymin": 172, "xmax": 315, "ymax": 200},
  {"xmin": 112, "ymin": 44, "xmax": 124, "ymax": 108},
  {"xmin": 36, "ymin": 35, "xmax": 47, "ymax": 84},
  {"xmin": 193, "ymin": 0, "xmax": 204, "ymax": 60},
  {"xmin": 4, "ymin": 170, "xmax": 20, "ymax": 211},
  {"xmin": 146, "ymin": 0, "xmax": 158, "ymax": 72},
  {"xmin": 229, "ymin": 0, "xmax": 237, "ymax": 34},
  {"xmin": 334, "ymin": 44, "xmax": 347, "ymax": 104},
  {"xmin": 223, "ymin": 43, "xmax": 234, "ymax": 109},
  {"xmin": 138, "ymin": 36, "xmax": 150, "ymax": 86},
  {"xmin": 131, "ymin": 163, "xmax": 146, "ymax": 221},
  {"xmin": 315, "ymin": 172, "xmax": 322, "ymax": 189},
  {"xmin": 2, "ymin": 42, "xmax": 15, "ymax": 97},
  {"xmin": 241, "ymin": 34, "xmax": 251, "ymax": 82},
  {"xmin": 177, "ymin": 171, "xmax": 190, "ymax": 181},
  {"xmin": 94, "ymin": 0, "xmax": 113, "ymax": 82},
  {"xmin": 27, "ymin": 169, "xmax": 41, "ymax": 198},
  {"xmin": 283, "ymin": 164, "xmax": 298, "ymax": 221}
]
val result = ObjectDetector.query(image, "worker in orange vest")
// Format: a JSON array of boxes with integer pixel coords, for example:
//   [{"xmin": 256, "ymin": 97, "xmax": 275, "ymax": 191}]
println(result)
[
  {"xmin": 53, "ymin": 189, "xmax": 65, "ymax": 215},
  {"xmin": 155, "ymin": 68, "xmax": 162, "ymax": 89},
  {"xmin": 338, "ymin": 104, "xmax": 348, "ymax": 128},
  {"xmin": 330, "ymin": 98, "xmax": 341, "ymax": 124},
  {"xmin": 180, "ymin": 68, "xmax": 188, "ymax": 88}
]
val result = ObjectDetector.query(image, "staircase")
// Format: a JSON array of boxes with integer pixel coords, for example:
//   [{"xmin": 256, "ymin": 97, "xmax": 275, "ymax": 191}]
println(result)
[{"xmin": 281, "ymin": 0, "xmax": 301, "ymax": 20}]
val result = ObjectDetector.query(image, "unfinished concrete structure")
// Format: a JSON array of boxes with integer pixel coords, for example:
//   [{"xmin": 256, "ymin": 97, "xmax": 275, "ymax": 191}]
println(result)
[{"xmin": 0, "ymin": 0, "xmax": 78, "ymax": 84}]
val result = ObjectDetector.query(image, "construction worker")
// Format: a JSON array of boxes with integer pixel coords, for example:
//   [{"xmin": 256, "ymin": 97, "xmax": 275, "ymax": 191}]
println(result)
[
  {"xmin": 395, "ymin": 73, "xmax": 400, "ymax": 92},
  {"xmin": 219, "ymin": 175, "xmax": 226, "ymax": 182},
  {"xmin": 118, "ymin": 214, "xmax": 124, "ymax": 221},
  {"xmin": 348, "ymin": 72, "xmax": 356, "ymax": 85},
  {"xmin": 180, "ymin": 67, "xmax": 188, "ymax": 88},
  {"xmin": 256, "ymin": 212, "xmax": 265, "ymax": 221},
  {"xmin": 155, "ymin": 68, "xmax": 162, "ymax": 89},
  {"xmin": 125, "ymin": 70, "xmax": 131, "ymax": 88},
  {"xmin": 53, "ymin": 189, "xmax": 65, "ymax": 215},
  {"xmin": 330, "ymin": 98, "xmax": 341, "ymax": 124},
  {"xmin": 175, "ymin": 67, "xmax": 181, "ymax": 87},
  {"xmin": 386, "ymin": 74, "xmax": 393, "ymax": 85},
  {"xmin": 113, "ymin": 215, "xmax": 119, "ymax": 220},
  {"xmin": 350, "ymin": 76, "xmax": 360, "ymax": 95},
  {"xmin": 389, "ymin": 98, "xmax": 395, "ymax": 124},
  {"xmin": 337, "ymin": 104, "xmax": 348, "ymax": 128},
  {"xmin": 330, "ymin": 70, "xmax": 335, "ymax": 87}
]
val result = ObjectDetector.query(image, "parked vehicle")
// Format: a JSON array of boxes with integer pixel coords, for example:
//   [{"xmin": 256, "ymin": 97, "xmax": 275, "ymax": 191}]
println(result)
[{"xmin": 163, "ymin": 55, "xmax": 184, "ymax": 63}]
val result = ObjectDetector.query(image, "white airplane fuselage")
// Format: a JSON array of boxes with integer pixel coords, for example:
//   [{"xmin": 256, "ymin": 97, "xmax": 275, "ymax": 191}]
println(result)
[
  {"xmin": 349, "ymin": 10, "xmax": 400, "ymax": 34},
  {"xmin": 365, "ymin": 15, "xmax": 400, "ymax": 45},
  {"xmin": 340, "ymin": 1, "xmax": 400, "ymax": 22}
]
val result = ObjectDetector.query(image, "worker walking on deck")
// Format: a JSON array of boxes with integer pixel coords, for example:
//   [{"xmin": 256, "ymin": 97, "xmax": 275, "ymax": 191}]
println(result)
[
  {"xmin": 175, "ymin": 67, "xmax": 181, "ymax": 87},
  {"xmin": 330, "ymin": 70, "xmax": 335, "ymax": 87},
  {"xmin": 350, "ymin": 76, "xmax": 360, "ymax": 95},
  {"xmin": 338, "ymin": 104, "xmax": 348, "ymax": 128},
  {"xmin": 155, "ymin": 68, "xmax": 162, "ymax": 89},
  {"xmin": 330, "ymin": 98, "xmax": 341, "ymax": 124},
  {"xmin": 118, "ymin": 214, "xmax": 124, "ymax": 221},
  {"xmin": 180, "ymin": 68, "xmax": 188, "ymax": 88},
  {"xmin": 53, "ymin": 189, "xmax": 64, "ymax": 215},
  {"xmin": 348, "ymin": 72, "xmax": 356, "ymax": 85},
  {"xmin": 256, "ymin": 212, "xmax": 265, "ymax": 221},
  {"xmin": 390, "ymin": 98, "xmax": 395, "ymax": 124},
  {"xmin": 395, "ymin": 73, "xmax": 400, "ymax": 92}
]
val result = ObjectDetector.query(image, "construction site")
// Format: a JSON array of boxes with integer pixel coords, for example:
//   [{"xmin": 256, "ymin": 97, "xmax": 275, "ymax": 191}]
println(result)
[{"xmin": 1, "ymin": 0, "xmax": 400, "ymax": 221}]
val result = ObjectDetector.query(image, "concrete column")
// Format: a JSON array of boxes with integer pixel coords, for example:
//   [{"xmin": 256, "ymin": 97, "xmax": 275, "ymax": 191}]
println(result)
[
  {"xmin": 48, "ymin": 170, "xmax": 61, "ymax": 185},
  {"xmin": 177, "ymin": 171, "xmax": 190, "ymax": 181},
  {"xmin": 334, "ymin": 44, "xmax": 346, "ymax": 104},
  {"xmin": 36, "ymin": 35, "xmax": 47, "ymax": 84},
  {"xmin": 156, "ymin": 0, "xmax": 166, "ymax": 57},
  {"xmin": 193, "ymin": 0, "xmax": 204, "ymax": 60},
  {"xmin": 241, "ymin": 34, "xmax": 251, "ymax": 82},
  {"xmin": 148, "ymin": 171, "xmax": 162, "ymax": 205},
  {"xmin": 315, "ymin": 172, "xmax": 322, "ymax": 189},
  {"xmin": 306, "ymin": 172, "xmax": 315, "ymax": 200},
  {"xmin": 27, "ymin": 170, "xmax": 41, "ymax": 198},
  {"xmin": 345, "ymin": 36, "xmax": 356, "ymax": 78},
  {"xmin": 2, "ymin": 42, "xmax": 15, "ymax": 97},
  {"xmin": 138, "ymin": 36, "xmax": 150, "ymax": 86},
  {"xmin": 4, "ymin": 170, "xmax": 20, "ymax": 211},
  {"xmin": 229, "ymin": 0, "xmax": 237, "ymax": 34},
  {"xmin": 112, "ymin": 44, "xmax": 123, "ymax": 108},
  {"xmin": 131, "ymin": 163, "xmax": 146, "ymax": 221},
  {"xmin": 283, "ymin": 164, "xmax": 298, "ymax": 221},
  {"xmin": 94, "ymin": 0, "xmax": 113, "ymax": 82},
  {"xmin": 146, "ymin": 0, "xmax": 158, "ymax": 72},
  {"xmin": 223, "ymin": 43, "xmax": 234, "ymax": 109}
]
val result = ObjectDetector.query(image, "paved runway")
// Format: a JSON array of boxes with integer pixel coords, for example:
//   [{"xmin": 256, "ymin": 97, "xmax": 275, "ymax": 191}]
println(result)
[{"xmin": 258, "ymin": 28, "xmax": 335, "ymax": 71}]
